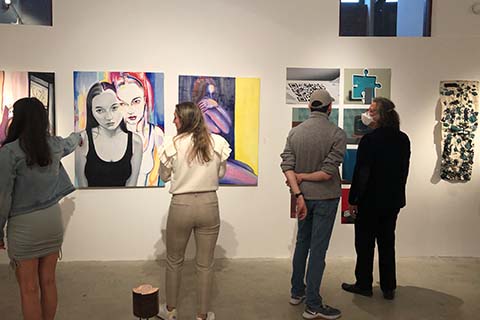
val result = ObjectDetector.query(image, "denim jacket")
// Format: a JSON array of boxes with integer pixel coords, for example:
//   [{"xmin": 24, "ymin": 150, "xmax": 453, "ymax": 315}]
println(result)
[{"xmin": 0, "ymin": 133, "xmax": 80, "ymax": 241}]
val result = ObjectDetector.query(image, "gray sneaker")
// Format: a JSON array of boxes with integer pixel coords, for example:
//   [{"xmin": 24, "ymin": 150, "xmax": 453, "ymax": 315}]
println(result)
[
  {"xmin": 302, "ymin": 304, "xmax": 341, "ymax": 320},
  {"xmin": 289, "ymin": 294, "xmax": 306, "ymax": 305},
  {"xmin": 195, "ymin": 312, "xmax": 215, "ymax": 320},
  {"xmin": 158, "ymin": 304, "xmax": 177, "ymax": 320}
]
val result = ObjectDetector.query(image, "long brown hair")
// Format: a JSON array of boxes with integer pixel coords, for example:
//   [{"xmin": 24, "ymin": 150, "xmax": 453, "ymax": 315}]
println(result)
[
  {"xmin": 4, "ymin": 97, "xmax": 52, "ymax": 167},
  {"xmin": 374, "ymin": 97, "xmax": 400, "ymax": 130},
  {"xmin": 175, "ymin": 101, "xmax": 213, "ymax": 163}
]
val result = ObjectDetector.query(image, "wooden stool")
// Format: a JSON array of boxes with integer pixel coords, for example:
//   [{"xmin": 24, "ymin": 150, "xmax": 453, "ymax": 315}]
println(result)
[{"xmin": 132, "ymin": 284, "xmax": 159, "ymax": 320}]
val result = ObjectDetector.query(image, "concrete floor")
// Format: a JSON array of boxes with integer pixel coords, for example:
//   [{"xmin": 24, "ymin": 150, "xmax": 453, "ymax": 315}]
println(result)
[{"xmin": 0, "ymin": 257, "xmax": 478, "ymax": 320}]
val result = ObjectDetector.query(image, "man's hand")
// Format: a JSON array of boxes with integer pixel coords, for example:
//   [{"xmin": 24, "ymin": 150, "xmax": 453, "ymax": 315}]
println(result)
[
  {"xmin": 0, "ymin": 240, "xmax": 5, "ymax": 250},
  {"xmin": 349, "ymin": 204, "xmax": 358, "ymax": 219},
  {"xmin": 284, "ymin": 170, "xmax": 306, "ymax": 219},
  {"xmin": 286, "ymin": 173, "xmax": 304, "ymax": 187},
  {"xmin": 296, "ymin": 196, "xmax": 307, "ymax": 220},
  {"xmin": 293, "ymin": 171, "xmax": 332, "ymax": 183},
  {"xmin": 295, "ymin": 173, "xmax": 304, "ymax": 185}
]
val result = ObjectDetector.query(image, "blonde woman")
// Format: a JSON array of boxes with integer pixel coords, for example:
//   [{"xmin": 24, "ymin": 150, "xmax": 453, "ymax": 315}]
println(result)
[{"xmin": 158, "ymin": 102, "xmax": 231, "ymax": 320}]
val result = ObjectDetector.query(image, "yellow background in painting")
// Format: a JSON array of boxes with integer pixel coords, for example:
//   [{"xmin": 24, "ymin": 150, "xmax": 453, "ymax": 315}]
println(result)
[{"xmin": 234, "ymin": 78, "xmax": 260, "ymax": 175}]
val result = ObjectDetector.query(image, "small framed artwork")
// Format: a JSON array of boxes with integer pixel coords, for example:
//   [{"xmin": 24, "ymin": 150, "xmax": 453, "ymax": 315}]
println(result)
[
  {"xmin": 287, "ymin": 68, "xmax": 340, "ymax": 105},
  {"xmin": 29, "ymin": 75, "xmax": 49, "ymax": 108}
]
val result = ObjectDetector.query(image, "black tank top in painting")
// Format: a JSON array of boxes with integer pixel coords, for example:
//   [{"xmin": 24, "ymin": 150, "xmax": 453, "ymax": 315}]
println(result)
[{"xmin": 84, "ymin": 128, "xmax": 133, "ymax": 187}]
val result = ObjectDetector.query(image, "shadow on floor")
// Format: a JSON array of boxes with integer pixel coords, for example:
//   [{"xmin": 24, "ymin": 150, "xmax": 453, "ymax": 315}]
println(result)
[{"xmin": 352, "ymin": 285, "xmax": 464, "ymax": 320}]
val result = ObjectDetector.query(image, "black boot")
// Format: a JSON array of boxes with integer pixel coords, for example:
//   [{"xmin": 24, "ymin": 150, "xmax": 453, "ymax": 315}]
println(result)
[
  {"xmin": 341, "ymin": 283, "xmax": 373, "ymax": 297},
  {"xmin": 382, "ymin": 290, "xmax": 395, "ymax": 300}
]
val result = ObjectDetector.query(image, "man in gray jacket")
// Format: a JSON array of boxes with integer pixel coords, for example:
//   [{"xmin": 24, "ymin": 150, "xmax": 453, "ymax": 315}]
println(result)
[{"xmin": 280, "ymin": 89, "xmax": 346, "ymax": 320}]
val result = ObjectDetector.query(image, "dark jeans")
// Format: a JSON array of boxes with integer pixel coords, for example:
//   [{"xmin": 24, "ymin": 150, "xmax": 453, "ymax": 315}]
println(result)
[
  {"xmin": 354, "ymin": 206, "xmax": 399, "ymax": 292},
  {"xmin": 291, "ymin": 198, "xmax": 339, "ymax": 311}
]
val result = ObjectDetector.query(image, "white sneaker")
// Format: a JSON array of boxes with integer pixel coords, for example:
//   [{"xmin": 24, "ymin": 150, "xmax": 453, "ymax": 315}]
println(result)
[
  {"xmin": 196, "ymin": 311, "xmax": 215, "ymax": 320},
  {"xmin": 290, "ymin": 295, "xmax": 306, "ymax": 305},
  {"xmin": 158, "ymin": 303, "xmax": 177, "ymax": 320}
]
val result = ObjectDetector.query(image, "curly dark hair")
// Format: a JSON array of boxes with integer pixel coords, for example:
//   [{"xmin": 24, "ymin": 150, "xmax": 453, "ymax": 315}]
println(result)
[{"xmin": 373, "ymin": 97, "xmax": 400, "ymax": 130}]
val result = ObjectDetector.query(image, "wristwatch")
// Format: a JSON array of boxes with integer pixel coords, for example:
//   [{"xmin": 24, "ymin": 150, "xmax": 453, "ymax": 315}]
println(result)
[{"xmin": 294, "ymin": 192, "xmax": 304, "ymax": 198}]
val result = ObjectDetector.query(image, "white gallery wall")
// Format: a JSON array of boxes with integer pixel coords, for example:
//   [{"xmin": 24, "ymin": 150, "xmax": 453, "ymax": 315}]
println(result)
[{"xmin": 1, "ymin": 0, "xmax": 480, "ymax": 263}]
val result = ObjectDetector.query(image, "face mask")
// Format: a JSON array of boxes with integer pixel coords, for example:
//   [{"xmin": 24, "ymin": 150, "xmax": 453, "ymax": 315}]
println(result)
[{"xmin": 361, "ymin": 111, "xmax": 373, "ymax": 126}]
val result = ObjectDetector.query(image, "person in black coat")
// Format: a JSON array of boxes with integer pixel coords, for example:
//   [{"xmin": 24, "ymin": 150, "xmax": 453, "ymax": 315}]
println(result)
[{"xmin": 342, "ymin": 97, "xmax": 410, "ymax": 300}]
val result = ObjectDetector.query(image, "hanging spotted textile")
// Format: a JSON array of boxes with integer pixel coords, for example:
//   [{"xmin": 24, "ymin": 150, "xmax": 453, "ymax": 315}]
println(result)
[{"xmin": 439, "ymin": 81, "xmax": 479, "ymax": 181}]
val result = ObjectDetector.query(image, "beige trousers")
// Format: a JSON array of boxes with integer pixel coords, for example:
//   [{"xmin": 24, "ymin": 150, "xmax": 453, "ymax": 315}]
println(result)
[{"xmin": 165, "ymin": 191, "xmax": 220, "ymax": 314}]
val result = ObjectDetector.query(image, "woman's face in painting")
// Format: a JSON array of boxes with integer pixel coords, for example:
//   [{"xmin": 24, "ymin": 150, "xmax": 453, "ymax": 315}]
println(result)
[
  {"xmin": 117, "ymin": 82, "xmax": 146, "ymax": 125},
  {"xmin": 91, "ymin": 89, "xmax": 123, "ymax": 130},
  {"xmin": 207, "ymin": 83, "xmax": 215, "ymax": 95}
]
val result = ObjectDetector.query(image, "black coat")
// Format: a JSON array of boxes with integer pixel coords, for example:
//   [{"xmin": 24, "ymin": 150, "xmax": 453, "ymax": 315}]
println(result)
[{"xmin": 349, "ymin": 127, "xmax": 411, "ymax": 209}]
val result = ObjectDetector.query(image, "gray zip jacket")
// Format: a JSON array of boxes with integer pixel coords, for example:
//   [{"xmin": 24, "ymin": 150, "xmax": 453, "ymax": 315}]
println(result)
[
  {"xmin": 280, "ymin": 112, "xmax": 346, "ymax": 200},
  {"xmin": 0, "ymin": 133, "xmax": 80, "ymax": 240}
]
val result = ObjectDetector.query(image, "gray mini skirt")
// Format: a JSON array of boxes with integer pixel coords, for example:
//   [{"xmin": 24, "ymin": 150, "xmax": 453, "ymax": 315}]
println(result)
[{"xmin": 7, "ymin": 203, "xmax": 64, "ymax": 264}]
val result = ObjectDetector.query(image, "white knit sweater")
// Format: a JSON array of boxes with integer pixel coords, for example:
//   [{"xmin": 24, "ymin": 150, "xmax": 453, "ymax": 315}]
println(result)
[{"xmin": 159, "ymin": 133, "xmax": 231, "ymax": 194}]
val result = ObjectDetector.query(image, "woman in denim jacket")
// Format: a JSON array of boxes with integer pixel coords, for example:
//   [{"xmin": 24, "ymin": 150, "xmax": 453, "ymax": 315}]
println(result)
[{"xmin": 0, "ymin": 98, "xmax": 81, "ymax": 320}]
